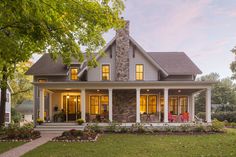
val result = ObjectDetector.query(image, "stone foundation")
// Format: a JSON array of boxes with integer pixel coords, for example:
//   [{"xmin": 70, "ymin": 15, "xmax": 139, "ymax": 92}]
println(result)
[{"xmin": 113, "ymin": 90, "xmax": 136, "ymax": 122}]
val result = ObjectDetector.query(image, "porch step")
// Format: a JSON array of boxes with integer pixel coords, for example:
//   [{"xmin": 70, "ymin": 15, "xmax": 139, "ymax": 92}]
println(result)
[{"xmin": 35, "ymin": 123, "xmax": 85, "ymax": 134}]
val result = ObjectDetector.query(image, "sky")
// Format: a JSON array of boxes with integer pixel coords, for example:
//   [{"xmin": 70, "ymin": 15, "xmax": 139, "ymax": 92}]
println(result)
[{"xmin": 33, "ymin": 0, "xmax": 236, "ymax": 78}]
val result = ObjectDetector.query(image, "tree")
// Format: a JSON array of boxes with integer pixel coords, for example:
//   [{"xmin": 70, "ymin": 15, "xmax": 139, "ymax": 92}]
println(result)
[
  {"xmin": 9, "ymin": 62, "xmax": 33, "ymax": 107},
  {"xmin": 230, "ymin": 47, "xmax": 236, "ymax": 79},
  {"xmin": 195, "ymin": 73, "xmax": 236, "ymax": 113},
  {"xmin": 0, "ymin": 0, "xmax": 125, "ymax": 126}
]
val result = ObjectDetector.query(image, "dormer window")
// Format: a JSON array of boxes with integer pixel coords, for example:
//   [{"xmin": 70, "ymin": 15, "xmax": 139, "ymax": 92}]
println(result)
[
  {"xmin": 102, "ymin": 64, "xmax": 110, "ymax": 81},
  {"xmin": 70, "ymin": 68, "xmax": 78, "ymax": 80},
  {"xmin": 136, "ymin": 64, "xmax": 144, "ymax": 80}
]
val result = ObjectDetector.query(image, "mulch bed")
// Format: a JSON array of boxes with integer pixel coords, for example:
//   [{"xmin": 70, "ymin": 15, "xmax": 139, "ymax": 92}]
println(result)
[{"xmin": 51, "ymin": 133, "xmax": 99, "ymax": 142}]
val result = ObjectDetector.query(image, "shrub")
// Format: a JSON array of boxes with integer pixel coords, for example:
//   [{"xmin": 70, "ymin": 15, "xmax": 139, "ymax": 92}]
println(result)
[
  {"xmin": 36, "ymin": 118, "xmax": 44, "ymax": 125},
  {"xmin": 180, "ymin": 124, "xmax": 192, "ymax": 132},
  {"xmin": 193, "ymin": 124, "xmax": 207, "ymax": 132},
  {"xmin": 86, "ymin": 123, "xmax": 103, "ymax": 133},
  {"xmin": 130, "ymin": 123, "xmax": 145, "ymax": 133},
  {"xmin": 107, "ymin": 122, "xmax": 121, "ymax": 133},
  {"xmin": 76, "ymin": 119, "xmax": 85, "ymax": 125},
  {"xmin": 210, "ymin": 119, "xmax": 225, "ymax": 132},
  {"xmin": 197, "ymin": 111, "xmax": 236, "ymax": 123}
]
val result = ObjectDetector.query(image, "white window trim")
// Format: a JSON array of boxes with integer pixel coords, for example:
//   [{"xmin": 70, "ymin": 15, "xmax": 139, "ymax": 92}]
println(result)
[
  {"xmin": 100, "ymin": 63, "xmax": 111, "ymax": 81},
  {"xmin": 135, "ymin": 64, "xmax": 145, "ymax": 81}
]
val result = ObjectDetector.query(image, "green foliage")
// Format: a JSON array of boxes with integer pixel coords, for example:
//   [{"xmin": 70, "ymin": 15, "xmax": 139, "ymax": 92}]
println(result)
[
  {"xmin": 1, "ymin": 123, "xmax": 39, "ymax": 139},
  {"xmin": 76, "ymin": 119, "xmax": 84, "ymax": 125},
  {"xmin": 11, "ymin": 107, "xmax": 22, "ymax": 123},
  {"xmin": 9, "ymin": 62, "xmax": 33, "ymax": 107},
  {"xmin": 130, "ymin": 123, "xmax": 145, "ymax": 133},
  {"xmin": 198, "ymin": 111, "xmax": 236, "ymax": 122},
  {"xmin": 86, "ymin": 123, "xmax": 103, "ymax": 133},
  {"xmin": 210, "ymin": 119, "xmax": 225, "ymax": 132},
  {"xmin": 0, "ymin": 0, "xmax": 125, "ymax": 125},
  {"xmin": 196, "ymin": 73, "xmax": 236, "ymax": 113}
]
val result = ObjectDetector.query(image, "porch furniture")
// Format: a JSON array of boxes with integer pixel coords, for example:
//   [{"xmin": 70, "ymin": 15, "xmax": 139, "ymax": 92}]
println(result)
[
  {"xmin": 168, "ymin": 112, "xmax": 173, "ymax": 122},
  {"xmin": 182, "ymin": 112, "xmax": 189, "ymax": 122}
]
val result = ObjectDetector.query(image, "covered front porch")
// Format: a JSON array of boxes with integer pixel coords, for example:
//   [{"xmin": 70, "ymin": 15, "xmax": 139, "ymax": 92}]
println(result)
[{"xmin": 34, "ymin": 81, "xmax": 213, "ymax": 125}]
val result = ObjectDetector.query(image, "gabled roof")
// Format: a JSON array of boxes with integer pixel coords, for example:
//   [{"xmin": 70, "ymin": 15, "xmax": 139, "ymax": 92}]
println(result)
[
  {"xmin": 25, "ymin": 54, "xmax": 68, "ymax": 76},
  {"xmin": 148, "ymin": 52, "xmax": 202, "ymax": 75}
]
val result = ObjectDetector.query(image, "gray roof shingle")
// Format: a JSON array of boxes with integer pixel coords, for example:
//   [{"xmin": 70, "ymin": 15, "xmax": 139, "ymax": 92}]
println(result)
[
  {"xmin": 25, "ymin": 54, "xmax": 68, "ymax": 76},
  {"xmin": 148, "ymin": 52, "xmax": 202, "ymax": 75}
]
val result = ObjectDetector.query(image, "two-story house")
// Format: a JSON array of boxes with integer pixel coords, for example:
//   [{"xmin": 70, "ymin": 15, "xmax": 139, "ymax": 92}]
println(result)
[{"xmin": 26, "ymin": 21, "xmax": 213, "ymax": 126}]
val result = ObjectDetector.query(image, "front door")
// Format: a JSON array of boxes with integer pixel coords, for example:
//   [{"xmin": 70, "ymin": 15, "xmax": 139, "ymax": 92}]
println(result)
[{"xmin": 63, "ymin": 95, "xmax": 81, "ymax": 122}]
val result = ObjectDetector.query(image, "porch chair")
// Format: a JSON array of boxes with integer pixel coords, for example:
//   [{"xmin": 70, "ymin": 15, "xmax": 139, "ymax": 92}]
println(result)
[
  {"xmin": 168, "ymin": 112, "xmax": 173, "ymax": 122},
  {"xmin": 182, "ymin": 112, "xmax": 189, "ymax": 123}
]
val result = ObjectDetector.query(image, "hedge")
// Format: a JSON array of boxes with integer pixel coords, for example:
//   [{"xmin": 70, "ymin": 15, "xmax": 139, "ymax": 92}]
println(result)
[{"xmin": 197, "ymin": 111, "xmax": 236, "ymax": 122}]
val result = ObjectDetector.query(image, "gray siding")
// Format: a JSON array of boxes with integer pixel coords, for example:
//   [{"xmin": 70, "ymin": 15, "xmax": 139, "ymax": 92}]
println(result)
[
  {"xmin": 129, "ymin": 44, "xmax": 158, "ymax": 81},
  {"xmin": 87, "ymin": 43, "xmax": 116, "ymax": 81},
  {"xmin": 87, "ymin": 42, "xmax": 159, "ymax": 81}
]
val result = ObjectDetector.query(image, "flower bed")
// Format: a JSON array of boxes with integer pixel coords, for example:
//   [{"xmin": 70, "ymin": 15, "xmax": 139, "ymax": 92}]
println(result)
[
  {"xmin": 51, "ymin": 129, "xmax": 99, "ymax": 142},
  {"xmin": 0, "ymin": 123, "xmax": 41, "ymax": 142}
]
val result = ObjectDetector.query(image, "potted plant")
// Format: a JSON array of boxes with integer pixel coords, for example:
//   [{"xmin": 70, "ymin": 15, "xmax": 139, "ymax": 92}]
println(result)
[
  {"xmin": 36, "ymin": 118, "xmax": 44, "ymax": 125},
  {"xmin": 76, "ymin": 119, "xmax": 85, "ymax": 125}
]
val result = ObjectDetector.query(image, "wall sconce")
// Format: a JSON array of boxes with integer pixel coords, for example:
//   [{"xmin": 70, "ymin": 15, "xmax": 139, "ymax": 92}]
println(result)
[
  {"xmin": 178, "ymin": 90, "xmax": 181, "ymax": 93},
  {"xmin": 66, "ymin": 95, "xmax": 70, "ymax": 99}
]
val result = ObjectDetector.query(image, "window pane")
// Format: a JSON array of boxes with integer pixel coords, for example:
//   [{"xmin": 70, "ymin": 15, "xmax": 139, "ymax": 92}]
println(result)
[
  {"xmin": 102, "ymin": 65, "xmax": 110, "ymax": 80},
  {"xmin": 140, "ymin": 95, "xmax": 147, "ymax": 114},
  {"xmin": 148, "ymin": 95, "xmax": 157, "ymax": 114},
  {"xmin": 90, "ymin": 96, "xmax": 99, "ymax": 114},
  {"xmin": 100, "ymin": 95, "xmax": 109, "ymax": 114},
  {"xmin": 180, "ymin": 96, "xmax": 188, "ymax": 114},
  {"xmin": 169, "ymin": 97, "xmax": 178, "ymax": 115},
  {"xmin": 70, "ymin": 68, "xmax": 78, "ymax": 80},
  {"xmin": 136, "ymin": 64, "xmax": 143, "ymax": 80}
]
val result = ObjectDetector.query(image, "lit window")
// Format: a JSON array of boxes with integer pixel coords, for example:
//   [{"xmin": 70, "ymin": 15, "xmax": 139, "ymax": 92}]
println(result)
[
  {"xmin": 148, "ymin": 95, "xmax": 157, "ymax": 114},
  {"xmin": 70, "ymin": 68, "xmax": 78, "ymax": 80},
  {"xmin": 102, "ymin": 64, "xmax": 110, "ymax": 80},
  {"xmin": 179, "ymin": 96, "xmax": 188, "ymax": 114},
  {"xmin": 136, "ymin": 64, "xmax": 144, "ymax": 80},
  {"xmin": 38, "ymin": 79, "xmax": 47, "ymax": 83},
  {"xmin": 140, "ymin": 95, "xmax": 157, "ymax": 114},
  {"xmin": 90, "ymin": 96, "xmax": 99, "ymax": 114},
  {"xmin": 169, "ymin": 97, "xmax": 178, "ymax": 115}
]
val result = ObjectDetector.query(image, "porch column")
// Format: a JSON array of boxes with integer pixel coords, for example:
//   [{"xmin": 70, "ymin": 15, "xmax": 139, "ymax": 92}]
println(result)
[
  {"xmin": 189, "ymin": 94, "xmax": 195, "ymax": 122},
  {"xmin": 81, "ymin": 89, "xmax": 86, "ymax": 122},
  {"xmin": 136, "ymin": 88, "xmax": 141, "ymax": 123},
  {"xmin": 206, "ymin": 87, "xmax": 212, "ymax": 123},
  {"xmin": 164, "ymin": 88, "xmax": 169, "ymax": 123},
  {"xmin": 109, "ymin": 88, "xmax": 113, "ymax": 122},
  {"xmin": 39, "ymin": 88, "xmax": 45, "ymax": 120},
  {"xmin": 49, "ymin": 93, "xmax": 53, "ymax": 121}
]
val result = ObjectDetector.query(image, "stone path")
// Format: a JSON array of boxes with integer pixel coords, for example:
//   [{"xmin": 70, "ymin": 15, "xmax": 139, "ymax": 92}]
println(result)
[{"xmin": 0, "ymin": 133, "xmax": 59, "ymax": 157}]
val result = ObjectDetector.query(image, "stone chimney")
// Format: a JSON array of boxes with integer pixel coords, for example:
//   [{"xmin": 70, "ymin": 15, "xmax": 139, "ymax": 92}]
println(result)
[{"xmin": 115, "ymin": 20, "xmax": 130, "ymax": 81}]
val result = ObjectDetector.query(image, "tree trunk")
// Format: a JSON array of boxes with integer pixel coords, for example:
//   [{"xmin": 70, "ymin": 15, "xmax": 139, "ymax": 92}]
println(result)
[{"xmin": 0, "ymin": 65, "xmax": 8, "ymax": 127}]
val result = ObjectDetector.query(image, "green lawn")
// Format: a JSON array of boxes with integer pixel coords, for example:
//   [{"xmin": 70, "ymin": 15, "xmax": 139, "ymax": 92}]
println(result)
[
  {"xmin": 0, "ymin": 142, "xmax": 25, "ymax": 154},
  {"xmin": 23, "ymin": 130, "xmax": 236, "ymax": 157}
]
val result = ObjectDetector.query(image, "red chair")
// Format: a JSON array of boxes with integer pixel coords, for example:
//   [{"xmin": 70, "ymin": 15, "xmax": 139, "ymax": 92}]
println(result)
[
  {"xmin": 182, "ymin": 112, "xmax": 189, "ymax": 122},
  {"xmin": 168, "ymin": 112, "xmax": 173, "ymax": 122}
]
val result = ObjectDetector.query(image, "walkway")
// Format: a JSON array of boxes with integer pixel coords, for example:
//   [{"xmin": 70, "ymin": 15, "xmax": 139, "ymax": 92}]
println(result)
[{"xmin": 0, "ymin": 133, "xmax": 59, "ymax": 157}]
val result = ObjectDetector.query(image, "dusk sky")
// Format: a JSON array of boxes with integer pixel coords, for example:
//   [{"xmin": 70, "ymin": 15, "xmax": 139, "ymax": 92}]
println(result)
[
  {"xmin": 33, "ymin": 0, "xmax": 236, "ymax": 78},
  {"xmin": 103, "ymin": 0, "xmax": 236, "ymax": 78}
]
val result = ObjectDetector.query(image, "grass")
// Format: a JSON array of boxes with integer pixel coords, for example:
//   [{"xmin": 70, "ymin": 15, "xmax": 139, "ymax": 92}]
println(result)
[
  {"xmin": 23, "ymin": 129, "xmax": 236, "ymax": 157},
  {"xmin": 0, "ymin": 142, "xmax": 25, "ymax": 154}
]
